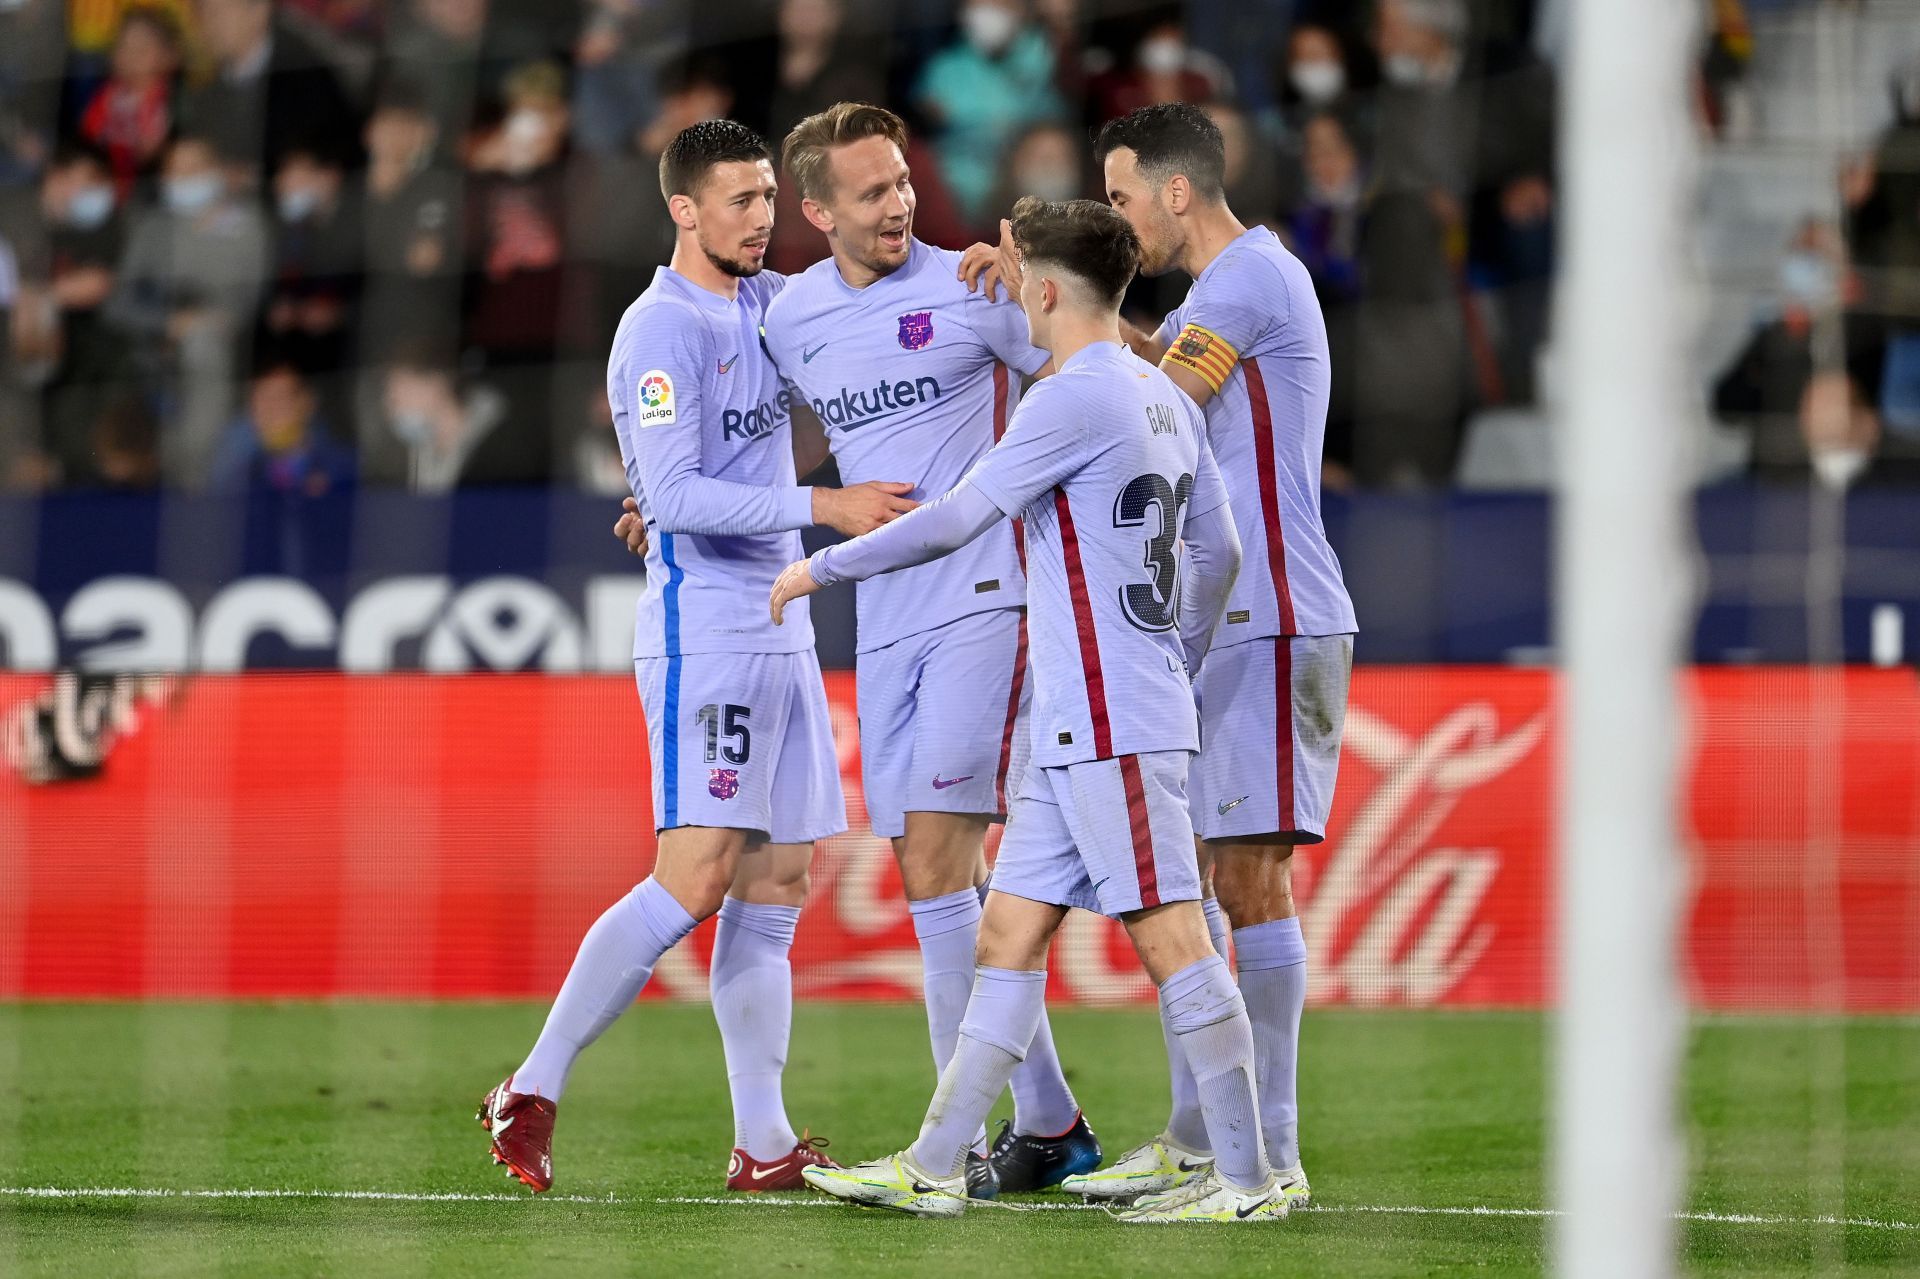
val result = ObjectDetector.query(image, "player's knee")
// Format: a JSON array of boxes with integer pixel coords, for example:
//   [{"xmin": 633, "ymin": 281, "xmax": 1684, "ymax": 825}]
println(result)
[{"xmin": 1211, "ymin": 847, "xmax": 1294, "ymax": 924}]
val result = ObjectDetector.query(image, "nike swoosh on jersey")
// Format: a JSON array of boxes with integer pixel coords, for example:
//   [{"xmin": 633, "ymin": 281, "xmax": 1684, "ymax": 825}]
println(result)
[
  {"xmin": 803, "ymin": 343, "xmax": 829, "ymax": 363},
  {"xmin": 1217, "ymin": 796, "xmax": 1248, "ymax": 815},
  {"xmin": 931, "ymin": 774, "xmax": 974, "ymax": 789},
  {"xmin": 717, "ymin": 354, "xmax": 740, "ymax": 374}
]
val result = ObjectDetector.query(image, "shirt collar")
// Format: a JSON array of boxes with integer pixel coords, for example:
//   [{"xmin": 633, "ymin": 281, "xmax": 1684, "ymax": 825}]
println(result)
[
  {"xmin": 654, "ymin": 265, "xmax": 739, "ymax": 315},
  {"xmin": 1060, "ymin": 340, "xmax": 1126, "ymax": 372}
]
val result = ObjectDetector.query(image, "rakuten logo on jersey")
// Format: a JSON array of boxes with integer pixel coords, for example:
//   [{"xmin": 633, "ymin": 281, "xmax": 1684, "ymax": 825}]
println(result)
[
  {"xmin": 721, "ymin": 387, "xmax": 796, "ymax": 441},
  {"xmin": 810, "ymin": 376, "xmax": 942, "ymax": 430}
]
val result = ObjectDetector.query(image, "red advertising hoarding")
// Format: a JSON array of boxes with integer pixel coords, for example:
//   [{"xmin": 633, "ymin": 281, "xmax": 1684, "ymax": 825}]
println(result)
[{"xmin": 2, "ymin": 669, "xmax": 1915, "ymax": 1009}]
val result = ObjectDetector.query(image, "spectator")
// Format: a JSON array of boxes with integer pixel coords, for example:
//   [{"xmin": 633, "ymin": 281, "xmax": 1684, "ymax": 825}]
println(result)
[
  {"xmin": 984, "ymin": 120, "xmax": 1085, "ymax": 222},
  {"xmin": 1277, "ymin": 22, "xmax": 1367, "ymax": 132},
  {"xmin": 105, "ymin": 131, "xmax": 269, "ymax": 486},
  {"xmin": 89, "ymin": 394, "xmax": 162, "ymax": 489},
  {"xmin": 210, "ymin": 358, "xmax": 356, "ymax": 495},
  {"xmin": 914, "ymin": 0, "xmax": 1066, "ymax": 223},
  {"xmin": 76, "ymin": 6, "xmax": 184, "ymax": 199},
  {"xmin": 767, "ymin": 0, "xmax": 885, "ymax": 142},
  {"xmin": 368, "ymin": 353, "xmax": 523, "ymax": 491},
  {"xmin": 569, "ymin": 0, "xmax": 688, "ymax": 156},
  {"xmin": 0, "ymin": 0, "xmax": 66, "ymax": 189},
  {"xmin": 176, "ymin": 0, "xmax": 363, "ymax": 179},
  {"xmin": 1369, "ymin": 0, "xmax": 1555, "ymax": 403},
  {"xmin": 1714, "ymin": 219, "xmax": 1899, "ymax": 478},
  {"xmin": 1086, "ymin": 12, "xmax": 1229, "ymax": 126},
  {"xmin": 1845, "ymin": 79, "xmax": 1920, "ymax": 440},
  {"xmin": 357, "ymin": 83, "xmax": 462, "ymax": 370},
  {"xmin": 1204, "ymin": 100, "xmax": 1281, "ymax": 230},
  {"xmin": 459, "ymin": 60, "xmax": 571, "ymax": 482},
  {"xmin": 573, "ymin": 382, "xmax": 628, "ymax": 496},
  {"xmin": 264, "ymin": 146, "xmax": 362, "ymax": 410},
  {"xmin": 8, "ymin": 144, "xmax": 130, "ymax": 483},
  {"xmin": 1287, "ymin": 110, "xmax": 1367, "ymax": 478},
  {"xmin": 380, "ymin": 0, "xmax": 564, "ymax": 161}
]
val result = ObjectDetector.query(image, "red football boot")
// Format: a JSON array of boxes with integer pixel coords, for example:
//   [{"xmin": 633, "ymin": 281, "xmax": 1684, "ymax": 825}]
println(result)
[
  {"xmin": 725, "ymin": 1131, "xmax": 839, "ymax": 1192},
  {"xmin": 477, "ymin": 1077, "xmax": 557, "ymax": 1192}
]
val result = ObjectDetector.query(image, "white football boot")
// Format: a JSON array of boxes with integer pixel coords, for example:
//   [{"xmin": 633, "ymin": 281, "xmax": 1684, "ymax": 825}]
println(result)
[
  {"xmin": 800, "ymin": 1150, "xmax": 968, "ymax": 1218},
  {"xmin": 1115, "ymin": 1165, "xmax": 1289, "ymax": 1224},
  {"xmin": 1057, "ymin": 1133, "xmax": 1212, "ymax": 1202}
]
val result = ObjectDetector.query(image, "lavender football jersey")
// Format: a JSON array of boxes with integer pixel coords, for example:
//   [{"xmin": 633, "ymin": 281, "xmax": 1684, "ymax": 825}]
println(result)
[
  {"xmin": 1157, "ymin": 225, "xmax": 1357, "ymax": 641},
  {"xmin": 966, "ymin": 342, "xmax": 1228, "ymax": 769},
  {"xmin": 763, "ymin": 238, "xmax": 1048, "ymax": 652},
  {"xmin": 611, "ymin": 266, "xmax": 813, "ymax": 658}
]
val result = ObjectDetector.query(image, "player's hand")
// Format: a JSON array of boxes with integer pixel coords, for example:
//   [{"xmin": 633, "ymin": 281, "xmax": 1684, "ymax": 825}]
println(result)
[
  {"xmin": 769, "ymin": 559, "xmax": 822, "ymax": 625},
  {"xmin": 613, "ymin": 496, "xmax": 648, "ymax": 556},
  {"xmin": 813, "ymin": 481, "xmax": 917, "ymax": 537},
  {"xmin": 957, "ymin": 240, "xmax": 1005, "ymax": 300}
]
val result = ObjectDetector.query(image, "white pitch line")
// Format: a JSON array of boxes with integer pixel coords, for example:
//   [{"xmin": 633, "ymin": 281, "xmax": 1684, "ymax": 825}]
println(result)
[{"xmin": 1, "ymin": 1187, "xmax": 1913, "ymax": 1232}]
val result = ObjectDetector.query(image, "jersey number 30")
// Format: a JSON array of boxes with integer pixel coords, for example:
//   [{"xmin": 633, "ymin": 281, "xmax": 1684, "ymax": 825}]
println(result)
[{"xmin": 1112, "ymin": 471, "xmax": 1194, "ymax": 633}]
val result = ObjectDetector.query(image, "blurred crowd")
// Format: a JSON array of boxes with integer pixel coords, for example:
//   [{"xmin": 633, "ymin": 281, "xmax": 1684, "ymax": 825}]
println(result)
[{"xmin": 0, "ymin": 0, "xmax": 1914, "ymax": 497}]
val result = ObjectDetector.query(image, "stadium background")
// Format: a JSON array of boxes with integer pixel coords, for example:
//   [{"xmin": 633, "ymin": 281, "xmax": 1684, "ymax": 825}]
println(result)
[{"xmin": 0, "ymin": 0, "xmax": 1918, "ymax": 1272}]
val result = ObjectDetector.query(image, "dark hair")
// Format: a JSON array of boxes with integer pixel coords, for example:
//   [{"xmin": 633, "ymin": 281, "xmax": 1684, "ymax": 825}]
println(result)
[
  {"xmin": 1094, "ymin": 102, "xmax": 1227, "ymax": 202},
  {"xmin": 370, "ymin": 77, "xmax": 432, "ymax": 119},
  {"xmin": 658, "ymin": 119, "xmax": 771, "ymax": 201},
  {"xmin": 781, "ymin": 102, "xmax": 909, "ymax": 203},
  {"xmin": 50, "ymin": 140, "xmax": 114, "ymax": 174},
  {"xmin": 1009, "ymin": 196, "xmax": 1140, "ymax": 306},
  {"xmin": 117, "ymin": 4, "xmax": 183, "ymax": 50}
]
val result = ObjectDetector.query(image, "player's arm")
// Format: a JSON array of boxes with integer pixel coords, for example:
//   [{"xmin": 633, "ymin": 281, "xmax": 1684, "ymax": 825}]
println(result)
[
  {"xmin": 1176, "ymin": 439, "xmax": 1243, "ymax": 673},
  {"xmin": 623, "ymin": 318, "xmax": 913, "ymax": 537},
  {"xmin": 770, "ymin": 479, "xmax": 1006, "ymax": 622},
  {"xmin": 789, "ymin": 398, "xmax": 832, "ymax": 480},
  {"xmin": 1121, "ymin": 316, "xmax": 1168, "ymax": 365},
  {"xmin": 1157, "ymin": 264, "xmax": 1280, "ymax": 411},
  {"xmin": 771, "ymin": 383, "xmax": 1087, "ymax": 622}
]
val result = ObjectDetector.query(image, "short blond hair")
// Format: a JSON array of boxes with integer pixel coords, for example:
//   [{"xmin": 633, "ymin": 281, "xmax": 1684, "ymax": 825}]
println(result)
[{"xmin": 780, "ymin": 102, "xmax": 909, "ymax": 204}]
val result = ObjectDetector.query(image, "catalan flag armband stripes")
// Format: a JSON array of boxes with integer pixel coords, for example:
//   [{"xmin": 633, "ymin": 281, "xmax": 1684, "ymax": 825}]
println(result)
[{"xmin": 1162, "ymin": 323, "xmax": 1239, "ymax": 393}]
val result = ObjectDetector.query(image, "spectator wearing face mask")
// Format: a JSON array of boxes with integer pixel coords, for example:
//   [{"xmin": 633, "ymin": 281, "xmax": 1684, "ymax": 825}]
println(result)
[
  {"xmin": 367, "ymin": 351, "xmax": 527, "ymax": 491},
  {"xmin": 914, "ymin": 0, "xmax": 1067, "ymax": 223},
  {"xmin": 176, "ymin": 0, "xmax": 362, "ymax": 178},
  {"xmin": 105, "ymin": 131, "xmax": 269, "ymax": 486},
  {"xmin": 1368, "ymin": 0, "xmax": 1555, "ymax": 404},
  {"xmin": 1087, "ymin": 13, "xmax": 1231, "ymax": 126},
  {"xmin": 8, "ymin": 144, "xmax": 131, "ymax": 484},
  {"xmin": 357, "ymin": 82, "xmax": 462, "ymax": 370},
  {"xmin": 1277, "ymin": 23, "xmax": 1367, "ymax": 135},
  {"xmin": 263, "ymin": 146, "xmax": 362, "ymax": 421},
  {"xmin": 210, "ymin": 357, "xmax": 356, "ymax": 496},
  {"xmin": 76, "ymin": 7, "xmax": 184, "ymax": 199},
  {"xmin": 982, "ymin": 120, "xmax": 1084, "ymax": 236},
  {"xmin": 1713, "ymin": 219, "xmax": 1902, "ymax": 483}
]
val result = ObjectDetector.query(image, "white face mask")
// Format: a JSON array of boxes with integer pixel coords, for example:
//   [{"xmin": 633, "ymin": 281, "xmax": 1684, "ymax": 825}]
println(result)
[
  {"xmin": 390, "ymin": 409, "xmax": 435, "ymax": 446},
  {"xmin": 1017, "ymin": 168, "xmax": 1079, "ymax": 202},
  {"xmin": 277, "ymin": 187, "xmax": 321, "ymax": 223},
  {"xmin": 1778, "ymin": 251, "xmax": 1836, "ymax": 306},
  {"xmin": 962, "ymin": 4, "xmax": 1020, "ymax": 56},
  {"xmin": 65, "ymin": 185, "xmax": 115, "ymax": 230},
  {"xmin": 1290, "ymin": 60, "xmax": 1346, "ymax": 103},
  {"xmin": 164, "ymin": 173, "xmax": 223, "ymax": 215},
  {"xmin": 501, "ymin": 109, "xmax": 551, "ymax": 175},
  {"xmin": 1383, "ymin": 53, "xmax": 1432, "ymax": 86},
  {"xmin": 1138, "ymin": 36, "xmax": 1186, "ymax": 76},
  {"xmin": 1811, "ymin": 447, "xmax": 1869, "ymax": 490}
]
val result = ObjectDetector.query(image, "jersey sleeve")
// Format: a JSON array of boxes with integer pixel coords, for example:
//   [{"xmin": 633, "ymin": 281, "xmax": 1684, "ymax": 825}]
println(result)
[
  {"xmin": 614, "ymin": 304, "xmax": 814, "ymax": 535},
  {"xmin": 964, "ymin": 285, "xmax": 1051, "ymax": 377},
  {"xmin": 809, "ymin": 480, "xmax": 1005, "ymax": 586},
  {"xmin": 1159, "ymin": 257, "xmax": 1281, "ymax": 394},
  {"xmin": 1187, "ymin": 417, "xmax": 1230, "ymax": 519},
  {"xmin": 963, "ymin": 379, "xmax": 1089, "ymax": 518}
]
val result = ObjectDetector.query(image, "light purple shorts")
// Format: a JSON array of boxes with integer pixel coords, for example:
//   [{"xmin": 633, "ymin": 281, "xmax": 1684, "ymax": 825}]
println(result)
[
  {"xmin": 990, "ymin": 750, "xmax": 1203, "ymax": 919},
  {"xmin": 1191, "ymin": 633, "xmax": 1353, "ymax": 843},
  {"xmin": 634, "ymin": 648, "xmax": 847, "ymax": 844},
  {"xmin": 855, "ymin": 609, "xmax": 1030, "ymax": 840}
]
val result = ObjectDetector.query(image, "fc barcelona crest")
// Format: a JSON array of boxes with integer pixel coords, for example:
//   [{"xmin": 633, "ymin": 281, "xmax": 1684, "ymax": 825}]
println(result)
[
  {"xmin": 897, "ymin": 311, "xmax": 934, "ymax": 350},
  {"xmin": 709, "ymin": 768, "xmax": 740, "ymax": 800}
]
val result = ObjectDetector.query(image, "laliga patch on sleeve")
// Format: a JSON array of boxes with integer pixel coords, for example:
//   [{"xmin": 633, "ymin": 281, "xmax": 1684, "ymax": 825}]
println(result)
[{"xmin": 635, "ymin": 370, "xmax": 677, "ymax": 427}]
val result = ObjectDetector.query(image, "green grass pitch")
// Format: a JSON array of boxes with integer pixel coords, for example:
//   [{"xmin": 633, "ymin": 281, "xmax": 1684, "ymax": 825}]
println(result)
[{"xmin": 0, "ymin": 1003, "xmax": 1914, "ymax": 1276}]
